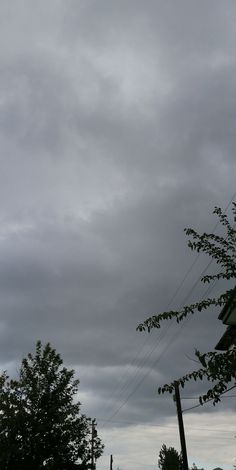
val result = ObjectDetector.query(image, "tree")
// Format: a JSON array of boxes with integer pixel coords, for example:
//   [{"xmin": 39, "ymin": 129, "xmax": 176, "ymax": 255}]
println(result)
[
  {"xmin": 137, "ymin": 204, "xmax": 236, "ymax": 404},
  {"xmin": 158, "ymin": 444, "xmax": 182, "ymax": 470},
  {"xmin": 191, "ymin": 464, "xmax": 205, "ymax": 470},
  {"xmin": 0, "ymin": 341, "xmax": 104, "ymax": 469}
]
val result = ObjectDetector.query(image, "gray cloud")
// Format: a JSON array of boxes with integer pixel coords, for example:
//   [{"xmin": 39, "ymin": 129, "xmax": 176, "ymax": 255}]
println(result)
[{"xmin": 0, "ymin": 2, "xmax": 236, "ymax": 469}]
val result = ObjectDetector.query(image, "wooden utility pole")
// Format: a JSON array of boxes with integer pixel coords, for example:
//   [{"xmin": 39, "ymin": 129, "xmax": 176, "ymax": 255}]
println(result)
[
  {"xmin": 91, "ymin": 419, "xmax": 97, "ymax": 470},
  {"xmin": 110, "ymin": 454, "xmax": 113, "ymax": 470},
  {"xmin": 174, "ymin": 381, "xmax": 188, "ymax": 470}
]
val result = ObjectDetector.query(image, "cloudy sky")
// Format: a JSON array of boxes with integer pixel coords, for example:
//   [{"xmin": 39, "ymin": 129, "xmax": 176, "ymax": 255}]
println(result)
[{"xmin": 0, "ymin": 1, "xmax": 236, "ymax": 469}]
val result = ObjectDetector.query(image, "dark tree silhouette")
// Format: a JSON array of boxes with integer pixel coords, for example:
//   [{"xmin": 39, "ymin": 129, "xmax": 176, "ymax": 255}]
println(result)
[
  {"xmin": 0, "ymin": 341, "xmax": 103, "ymax": 469},
  {"xmin": 158, "ymin": 444, "xmax": 182, "ymax": 470}
]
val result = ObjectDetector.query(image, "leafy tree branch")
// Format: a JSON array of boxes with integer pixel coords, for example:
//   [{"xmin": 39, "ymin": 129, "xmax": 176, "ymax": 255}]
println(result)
[{"xmin": 137, "ymin": 204, "xmax": 236, "ymax": 404}]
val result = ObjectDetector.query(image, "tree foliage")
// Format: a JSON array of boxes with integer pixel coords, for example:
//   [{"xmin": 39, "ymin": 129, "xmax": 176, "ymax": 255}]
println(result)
[
  {"xmin": 158, "ymin": 444, "xmax": 182, "ymax": 470},
  {"xmin": 137, "ymin": 204, "xmax": 236, "ymax": 404},
  {"xmin": 190, "ymin": 465, "xmax": 205, "ymax": 470},
  {"xmin": 0, "ymin": 341, "xmax": 103, "ymax": 469}
]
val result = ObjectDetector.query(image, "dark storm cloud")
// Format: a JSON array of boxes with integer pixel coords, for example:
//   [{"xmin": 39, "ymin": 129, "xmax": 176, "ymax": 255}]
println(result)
[{"xmin": 0, "ymin": 2, "xmax": 236, "ymax": 468}]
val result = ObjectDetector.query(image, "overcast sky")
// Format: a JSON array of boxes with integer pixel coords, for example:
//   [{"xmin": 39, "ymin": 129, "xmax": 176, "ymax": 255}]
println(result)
[{"xmin": 0, "ymin": 1, "xmax": 236, "ymax": 469}]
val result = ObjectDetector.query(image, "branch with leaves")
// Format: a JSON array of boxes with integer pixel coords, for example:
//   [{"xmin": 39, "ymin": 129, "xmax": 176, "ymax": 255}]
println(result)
[{"xmin": 137, "ymin": 204, "xmax": 236, "ymax": 404}]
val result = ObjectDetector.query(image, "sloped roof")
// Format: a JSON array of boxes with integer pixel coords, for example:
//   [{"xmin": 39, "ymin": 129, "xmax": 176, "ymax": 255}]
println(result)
[{"xmin": 215, "ymin": 325, "xmax": 236, "ymax": 350}]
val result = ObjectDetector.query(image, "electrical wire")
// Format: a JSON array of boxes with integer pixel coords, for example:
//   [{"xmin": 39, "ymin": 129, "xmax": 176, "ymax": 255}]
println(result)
[
  {"xmin": 100, "ymin": 192, "xmax": 236, "ymax": 424},
  {"xmin": 182, "ymin": 384, "xmax": 236, "ymax": 413},
  {"xmin": 103, "ymin": 276, "xmax": 220, "ymax": 423},
  {"xmin": 99, "ymin": 251, "xmax": 205, "ymax": 419},
  {"xmin": 182, "ymin": 395, "xmax": 236, "ymax": 399},
  {"xmin": 97, "ymin": 419, "xmax": 235, "ymax": 434}
]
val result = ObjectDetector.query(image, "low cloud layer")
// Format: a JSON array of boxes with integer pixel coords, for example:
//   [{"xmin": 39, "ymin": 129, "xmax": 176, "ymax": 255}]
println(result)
[{"xmin": 0, "ymin": 2, "xmax": 236, "ymax": 469}]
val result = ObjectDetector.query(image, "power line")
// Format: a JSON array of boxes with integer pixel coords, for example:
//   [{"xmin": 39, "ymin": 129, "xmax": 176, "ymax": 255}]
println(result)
[
  {"xmin": 97, "ymin": 418, "xmax": 235, "ymax": 434},
  {"xmin": 182, "ymin": 384, "xmax": 236, "ymax": 413},
  {"xmin": 182, "ymin": 395, "xmax": 236, "ymax": 399},
  {"xmin": 104, "ymin": 275, "xmax": 220, "ymax": 423},
  {"xmin": 100, "ymin": 280, "xmax": 218, "ymax": 423},
  {"xmin": 102, "ymin": 193, "xmax": 236, "ymax": 423},
  {"xmin": 99, "ymin": 253, "xmax": 203, "ymax": 419},
  {"xmin": 97, "ymin": 420, "xmax": 236, "ymax": 444},
  {"xmin": 102, "ymin": 280, "xmax": 216, "ymax": 423},
  {"xmin": 101, "ymin": 323, "xmax": 176, "ymax": 423},
  {"xmin": 157, "ymin": 191, "xmax": 236, "ymax": 310}
]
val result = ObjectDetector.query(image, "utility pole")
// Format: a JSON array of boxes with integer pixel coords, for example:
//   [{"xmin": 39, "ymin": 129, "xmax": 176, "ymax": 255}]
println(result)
[
  {"xmin": 174, "ymin": 381, "xmax": 188, "ymax": 470},
  {"xmin": 110, "ymin": 454, "xmax": 113, "ymax": 470},
  {"xmin": 91, "ymin": 419, "xmax": 97, "ymax": 470}
]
